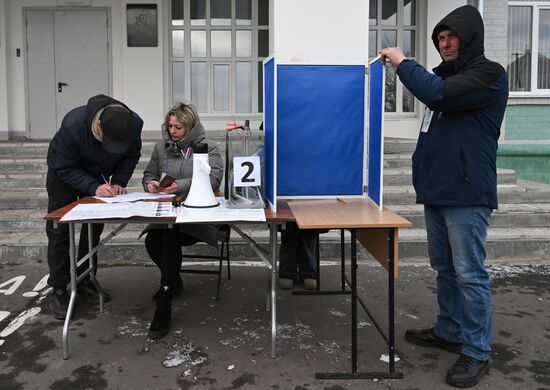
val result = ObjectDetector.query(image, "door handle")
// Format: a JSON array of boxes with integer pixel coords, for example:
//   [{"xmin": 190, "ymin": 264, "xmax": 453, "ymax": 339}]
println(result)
[{"xmin": 58, "ymin": 82, "xmax": 68, "ymax": 93}]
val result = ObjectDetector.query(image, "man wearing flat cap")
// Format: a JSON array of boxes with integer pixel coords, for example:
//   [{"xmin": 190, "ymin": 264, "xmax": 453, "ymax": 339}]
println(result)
[{"xmin": 46, "ymin": 94, "xmax": 143, "ymax": 320}]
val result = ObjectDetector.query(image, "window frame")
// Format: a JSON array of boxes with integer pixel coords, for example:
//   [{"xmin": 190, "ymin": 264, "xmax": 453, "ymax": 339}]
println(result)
[
  {"xmin": 508, "ymin": 1, "xmax": 550, "ymax": 97},
  {"xmin": 369, "ymin": 0, "xmax": 419, "ymax": 117},
  {"xmin": 167, "ymin": 0, "xmax": 268, "ymax": 117}
]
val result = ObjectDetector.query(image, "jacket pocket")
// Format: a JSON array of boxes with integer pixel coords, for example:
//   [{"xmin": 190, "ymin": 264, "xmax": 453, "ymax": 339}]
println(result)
[{"xmin": 459, "ymin": 149, "xmax": 470, "ymax": 183}]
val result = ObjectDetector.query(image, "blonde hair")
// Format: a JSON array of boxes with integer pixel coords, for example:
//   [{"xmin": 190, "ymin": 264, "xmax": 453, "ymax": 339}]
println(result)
[{"xmin": 164, "ymin": 102, "xmax": 198, "ymax": 132}]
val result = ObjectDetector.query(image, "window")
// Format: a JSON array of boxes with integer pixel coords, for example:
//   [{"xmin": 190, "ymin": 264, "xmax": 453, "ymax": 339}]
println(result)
[
  {"xmin": 369, "ymin": 0, "xmax": 417, "ymax": 114},
  {"xmin": 169, "ymin": 0, "xmax": 269, "ymax": 114},
  {"xmin": 508, "ymin": 2, "xmax": 550, "ymax": 93}
]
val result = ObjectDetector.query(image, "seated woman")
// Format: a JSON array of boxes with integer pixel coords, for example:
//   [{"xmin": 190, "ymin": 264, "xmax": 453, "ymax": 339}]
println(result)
[{"xmin": 142, "ymin": 102, "xmax": 223, "ymax": 339}]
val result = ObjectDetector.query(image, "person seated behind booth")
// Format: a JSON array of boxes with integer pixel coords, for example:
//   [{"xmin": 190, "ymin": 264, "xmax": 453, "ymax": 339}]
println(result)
[
  {"xmin": 141, "ymin": 102, "xmax": 224, "ymax": 339},
  {"xmin": 278, "ymin": 222, "xmax": 320, "ymax": 290},
  {"xmin": 46, "ymin": 94, "xmax": 143, "ymax": 320}
]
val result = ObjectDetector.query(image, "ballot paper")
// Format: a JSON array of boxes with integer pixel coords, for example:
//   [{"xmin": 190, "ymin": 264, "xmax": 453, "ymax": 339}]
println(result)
[
  {"xmin": 61, "ymin": 202, "xmax": 177, "ymax": 221},
  {"xmin": 94, "ymin": 192, "xmax": 175, "ymax": 203},
  {"xmin": 175, "ymin": 204, "xmax": 266, "ymax": 223}
]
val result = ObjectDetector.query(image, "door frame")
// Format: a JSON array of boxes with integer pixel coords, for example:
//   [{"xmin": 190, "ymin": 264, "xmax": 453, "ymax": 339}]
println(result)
[{"xmin": 23, "ymin": 6, "xmax": 113, "ymax": 139}]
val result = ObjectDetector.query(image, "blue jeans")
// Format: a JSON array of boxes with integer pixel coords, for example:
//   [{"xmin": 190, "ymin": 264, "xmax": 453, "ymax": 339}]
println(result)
[{"xmin": 425, "ymin": 205, "xmax": 493, "ymax": 361}]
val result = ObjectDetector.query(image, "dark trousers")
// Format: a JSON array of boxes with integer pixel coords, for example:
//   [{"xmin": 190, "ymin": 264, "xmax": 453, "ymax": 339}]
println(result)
[
  {"xmin": 278, "ymin": 222, "xmax": 319, "ymax": 280},
  {"xmin": 46, "ymin": 171, "xmax": 104, "ymax": 288},
  {"xmin": 144, "ymin": 228, "xmax": 198, "ymax": 288}
]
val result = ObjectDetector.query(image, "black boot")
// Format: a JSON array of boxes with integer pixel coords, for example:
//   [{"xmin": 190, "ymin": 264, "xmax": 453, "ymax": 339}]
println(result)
[
  {"xmin": 148, "ymin": 285, "xmax": 172, "ymax": 339},
  {"xmin": 152, "ymin": 275, "xmax": 183, "ymax": 301}
]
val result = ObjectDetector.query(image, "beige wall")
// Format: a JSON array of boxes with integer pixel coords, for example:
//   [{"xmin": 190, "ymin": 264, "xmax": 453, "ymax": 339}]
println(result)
[{"xmin": 1, "ymin": 0, "xmax": 165, "ymax": 139}]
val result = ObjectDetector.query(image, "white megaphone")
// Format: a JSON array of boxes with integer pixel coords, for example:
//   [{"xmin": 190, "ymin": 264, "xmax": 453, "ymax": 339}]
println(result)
[{"xmin": 183, "ymin": 143, "xmax": 219, "ymax": 208}]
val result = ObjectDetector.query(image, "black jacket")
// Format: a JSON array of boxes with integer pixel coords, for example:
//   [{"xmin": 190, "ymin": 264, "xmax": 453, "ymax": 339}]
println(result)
[
  {"xmin": 47, "ymin": 94, "xmax": 143, "ymax": 195},
  {"xmin": 396, "ymin": 5, "xmax": 509, "ymax": 209}
]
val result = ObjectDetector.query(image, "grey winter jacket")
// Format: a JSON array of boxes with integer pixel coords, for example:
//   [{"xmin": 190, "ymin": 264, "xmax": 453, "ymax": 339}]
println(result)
[
  {"xmin": 141, "ymin": 120, "xmax": 225, "ymax": 246},
  {"xmin": 142, "ymin": 120, "xmax": 223, "ymax": 196}
]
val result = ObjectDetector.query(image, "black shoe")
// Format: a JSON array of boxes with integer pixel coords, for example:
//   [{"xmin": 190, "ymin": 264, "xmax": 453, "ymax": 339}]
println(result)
[
  {"xmin": 148, "ymin": 286, "xmax": 172, "ymax": 339},
  {"xmin": 152, "ymin": 276, "xmax": 183, "ymax": 302},
  {"xmin": 77, "ymin": 279, "xmax": 111, "ymax": 302},
  {"xmin": 50, "ymin": 288, "xmax": 71, "ymax": 320},
  {"xmin": 405, "ymin": 328, "xmax": 463, "ymax": 353},
  {"xmin": 446, "ymin": 354, "xmax": 489, "ymax": 388}
]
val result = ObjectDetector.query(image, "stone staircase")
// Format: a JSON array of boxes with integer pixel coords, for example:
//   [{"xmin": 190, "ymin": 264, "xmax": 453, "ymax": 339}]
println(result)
[{"xmin": 1, "ymin": 138, "xmax": 550, "ymax": 264}]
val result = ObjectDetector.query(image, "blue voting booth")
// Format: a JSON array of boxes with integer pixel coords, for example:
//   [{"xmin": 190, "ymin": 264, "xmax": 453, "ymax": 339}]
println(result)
[{"xmin": 263, "ymin": 57, "xmax": 385, "ymax": 211}]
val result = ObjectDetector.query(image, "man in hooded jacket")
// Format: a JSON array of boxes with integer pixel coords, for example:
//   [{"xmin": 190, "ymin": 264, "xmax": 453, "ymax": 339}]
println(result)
[
  {"xmin": 381, "ymin": 5, "xmax": 508, "ymax": 388},
  {"xmin": 46, "ymin": 94, "xmax": 143, "ymax": 320}
]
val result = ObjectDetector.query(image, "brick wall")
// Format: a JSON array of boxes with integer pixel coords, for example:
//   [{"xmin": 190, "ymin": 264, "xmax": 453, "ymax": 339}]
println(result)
[
  {"xmin": 505, "ymin": 105, "xmax": 550, "ymax": 140},
  {"xmin": 498, "ymin": 145, "xmax": 550, "ymax": 184},
  {"xmin": 483, "ymin": 0, "xmax": 509, "ymax": 68}
]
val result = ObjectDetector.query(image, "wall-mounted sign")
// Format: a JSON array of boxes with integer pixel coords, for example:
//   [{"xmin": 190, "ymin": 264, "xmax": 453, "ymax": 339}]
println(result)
[{"xmin": 127, "ymin": 4, "xmax": 158, "ymax": 47}]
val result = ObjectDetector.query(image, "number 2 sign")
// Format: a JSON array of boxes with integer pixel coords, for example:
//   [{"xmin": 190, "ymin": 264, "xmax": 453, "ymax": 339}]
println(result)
[{"xmin": 233, "ymin": 156, "xmax": 261, "ymax": 187}]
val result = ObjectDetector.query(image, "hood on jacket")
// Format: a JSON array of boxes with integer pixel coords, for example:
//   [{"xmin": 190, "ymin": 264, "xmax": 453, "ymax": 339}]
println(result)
[
  {"xmin": 162, "ymin": 117, "xmax": 207, "ymax": 151},
  {"xmin": 431, "ymin": 5, "xmax": 484, "ymax": 71}
]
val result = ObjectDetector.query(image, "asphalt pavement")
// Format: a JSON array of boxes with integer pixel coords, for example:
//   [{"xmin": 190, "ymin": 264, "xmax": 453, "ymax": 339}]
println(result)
[{"xmin": 1, "ymin": 260, "xmax": 549, "ymax": 390}]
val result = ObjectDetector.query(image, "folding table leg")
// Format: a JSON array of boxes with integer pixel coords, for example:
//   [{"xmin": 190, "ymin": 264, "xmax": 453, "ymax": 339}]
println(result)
[
  {"xmin": 269, "ymin": 223, "xmax": 278, "ymax": 358},
  {"xmin": 87, "ymin": 223, "xmax": 105, "ymax": 313},
  {"xmin": 63, "ymin": 223, "xmax": 77, "ymax": 360}
]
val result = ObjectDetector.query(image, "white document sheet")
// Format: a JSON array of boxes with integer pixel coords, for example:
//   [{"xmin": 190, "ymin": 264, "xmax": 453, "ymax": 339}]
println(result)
[
  {"xmin": 61, "ymin": 202, "xmax": 178, "ymax": 221},
  {"xmin": 94, "ymin": 192, "xmax": 175, "ymax": 203},
  {"xmin": 175, "ymin": 204, "xmax": 266, "ymax": 223}
]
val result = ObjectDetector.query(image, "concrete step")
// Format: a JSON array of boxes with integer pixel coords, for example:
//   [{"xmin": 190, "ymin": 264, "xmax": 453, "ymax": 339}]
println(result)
[
  {"xmin": 0, "ymin": 141, "xmax": 158, "ymax": 159},
  {"xmin": 384, "ymin": 155, "xmax": 412, "ymax": 168},
  {"xmin": 0, "ymin": 158, "xmax": 151, "ymax": 173},
  {"xmin": 0, "ymin": 172, "xmax": 148, "ymax": 189},
  {"xmin": 6, "ymin": 202, "xmax": 550, "ymax": 232},
  {"xmin": 382, "ymin": 167, "xmax": 517, "ymax": 186},
  {"xmin": 383, "ymin": 180, "xmax": 550, "ymax": 205},
  {"xmin": 2, "ymin": 138, "xmax": 549, "ymax": 265},
  {"xmin": 0, "ymin": 137, "xmax": 416, "ymax": 159},
  {"xmin": 1, "ymin": 178, "xmax": 549, "ymax": 210},
  {"xmin": 0, "ymin": 167, "xmax": 519, "ymax": 188},
  {"xmin": 2, "ymin": 225, "xmax": 550, "ymax": 263},
  {"xmin": 387, "ymin": 203, "xmax": 550, "ymax": 227}
]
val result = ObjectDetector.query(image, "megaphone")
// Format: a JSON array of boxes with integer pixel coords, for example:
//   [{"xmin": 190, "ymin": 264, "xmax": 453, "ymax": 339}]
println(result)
[{"xmin": 183, "ymin": 143, "xmax": 219, "ymax": 208}]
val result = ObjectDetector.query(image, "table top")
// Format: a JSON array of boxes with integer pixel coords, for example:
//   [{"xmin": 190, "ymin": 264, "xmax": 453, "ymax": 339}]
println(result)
[
  {"xmin": 288, "ymin": 198, "xmax": 412, "ymax": 229},
  {"xmin": 44, "ymin": 196, "xmax": 296, "ymax": 224},
  {"xmin": 44, "ymin": 196, "xmax": 410, "ymax": 230}
]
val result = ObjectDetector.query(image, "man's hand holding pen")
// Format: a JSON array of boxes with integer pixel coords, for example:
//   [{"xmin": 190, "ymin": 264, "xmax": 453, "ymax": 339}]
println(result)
[
  {"xmin": 96, "ymin": 173, "xmax": 128, "ymax": 197},
  {"xmin": 96, "ymin": 183, "xmax": 127, "ymax": 196}
]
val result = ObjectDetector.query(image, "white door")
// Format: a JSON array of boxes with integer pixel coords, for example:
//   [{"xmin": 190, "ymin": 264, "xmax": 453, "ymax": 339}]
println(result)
[{"xmin": 26, "ymin": 9, "xmax": 110, "ymax": 139}]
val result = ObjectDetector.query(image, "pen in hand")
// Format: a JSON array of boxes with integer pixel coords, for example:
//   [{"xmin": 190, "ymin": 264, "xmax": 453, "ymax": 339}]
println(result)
[{"xmin": 101, "ymin": 173, "xmax": 115, "ymax": 197}]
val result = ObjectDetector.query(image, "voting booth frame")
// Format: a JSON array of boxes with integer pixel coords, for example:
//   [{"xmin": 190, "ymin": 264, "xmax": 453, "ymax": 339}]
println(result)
[{"xmin": 261, "ymin": 56, "xmax": 385, "ymax": 213}]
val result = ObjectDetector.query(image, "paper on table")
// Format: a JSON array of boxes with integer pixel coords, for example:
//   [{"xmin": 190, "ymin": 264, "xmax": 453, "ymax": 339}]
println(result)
[
  {"xmin": 94, "ymin": 191, "xmax": 175, "ymax": 203},
  {"xmin": 61, "ymin": 202, "xmax": 178, "ymax": 221},
  {"xmin": 175, "ymin": 204, "xmax": 266, "ymax": 223}
]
